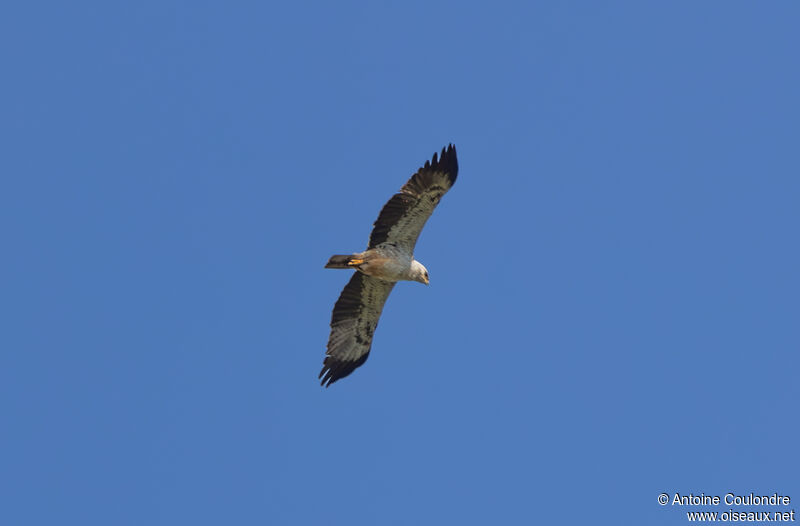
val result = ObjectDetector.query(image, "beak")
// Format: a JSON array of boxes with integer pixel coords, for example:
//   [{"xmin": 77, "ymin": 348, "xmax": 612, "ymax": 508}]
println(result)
[{"xmin": 424, "ymin": 277, "xmax": 430, "ymax": 286}]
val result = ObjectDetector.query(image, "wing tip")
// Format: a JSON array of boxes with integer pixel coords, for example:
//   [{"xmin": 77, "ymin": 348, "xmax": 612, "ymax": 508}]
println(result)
[
  {"xmin": 429, "ymin": 143, "xmax": 458, "ymax": 184},
  {"xmin": 318, "ymin": 353, "xmax": 370, "ymax": 388}
]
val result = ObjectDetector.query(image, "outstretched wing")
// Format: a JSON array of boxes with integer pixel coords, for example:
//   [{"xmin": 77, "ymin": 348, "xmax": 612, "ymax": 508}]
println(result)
[
  {"xmin": 320, "ymin": 272, "xmax": 396, "ymax": 387},
  {"xmin": 368, "ymin": 144, "xmax": 458, "ymax": 252}
]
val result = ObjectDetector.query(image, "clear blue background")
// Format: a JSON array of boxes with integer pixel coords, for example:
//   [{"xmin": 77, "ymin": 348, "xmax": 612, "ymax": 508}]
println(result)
[{"xmin": 2, "ymin": 2, "xmax": 798, "ymax": 524}]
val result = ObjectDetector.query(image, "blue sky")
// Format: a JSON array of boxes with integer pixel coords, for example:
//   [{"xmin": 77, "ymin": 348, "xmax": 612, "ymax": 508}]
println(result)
[{"xmin": 2, "ymin": 1, "xmax": 798, "ymax": 524}]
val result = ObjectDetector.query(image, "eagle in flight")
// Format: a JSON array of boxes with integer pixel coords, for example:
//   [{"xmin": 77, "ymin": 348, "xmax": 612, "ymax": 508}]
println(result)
[{"xmin": 320, "ymin": 144, "xmax": 459, "ymax": 387}]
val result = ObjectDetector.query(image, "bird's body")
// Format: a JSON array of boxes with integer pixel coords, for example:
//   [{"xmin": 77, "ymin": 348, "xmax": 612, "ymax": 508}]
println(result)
[
  {"xmin": 320, "ymin": 144, "xmax": 458, "ymax": 387},
  {"xmin": 325, "ymin": 245, "xmax": 425, "ymax": 283}
]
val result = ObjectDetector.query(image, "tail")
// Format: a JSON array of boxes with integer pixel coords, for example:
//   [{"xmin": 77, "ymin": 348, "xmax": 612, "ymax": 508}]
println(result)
[{"xmin": 325, "ymin": 254, "xmax": 357, "ymax": 269}]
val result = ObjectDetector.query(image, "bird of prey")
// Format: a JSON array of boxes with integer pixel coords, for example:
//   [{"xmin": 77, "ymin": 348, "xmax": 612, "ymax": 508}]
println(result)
[{"xmin": 320, "ymin": 144, "xmax": 458, "ymax": 387}]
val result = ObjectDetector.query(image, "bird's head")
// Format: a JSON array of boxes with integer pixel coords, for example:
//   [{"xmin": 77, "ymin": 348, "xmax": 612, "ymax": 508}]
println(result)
[{"xmin": 411, "ymin": 261, "xmax": 429, "ymax": 285}]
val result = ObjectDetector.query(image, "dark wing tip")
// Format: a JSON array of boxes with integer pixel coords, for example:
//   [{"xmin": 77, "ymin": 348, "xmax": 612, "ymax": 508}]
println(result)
[
  {"xmin": 430, "ymin": 143, "xmax": 458, "ymax": 185},
  {"xmin": 319, "ymin": 353, "xmax": 370, "ymax": 387}
]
